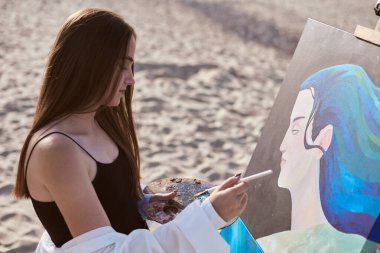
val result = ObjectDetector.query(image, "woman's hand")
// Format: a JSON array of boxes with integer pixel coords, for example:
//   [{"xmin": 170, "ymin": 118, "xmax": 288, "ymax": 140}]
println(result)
[
  {"xmin": 139, "ymin": 191, "xmax": 177, "ymax": 217},
  {"xmin": 149, "ymin": 191, "xmax": 177, "ymax": 202},
  {"xmin": 208, "ymin": 175, "xmax": 249, "ymax": 222}
]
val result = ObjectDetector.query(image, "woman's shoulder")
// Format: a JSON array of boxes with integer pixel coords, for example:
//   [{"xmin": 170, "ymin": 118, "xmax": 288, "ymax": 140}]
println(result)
[
  {"xmin": 26, "ymin": 125, "xmax": 93, "ymax": 201},
  {"xmin": 30, "ymin": 128, "xmax": 76, "ymax": 156},
  {"xmin": 27, "ymin": 126, "xmax": 90, "ymax": 175},
  {"xmin": 29, "ymin": 118, "xmax": 85, "ymax": 157}
]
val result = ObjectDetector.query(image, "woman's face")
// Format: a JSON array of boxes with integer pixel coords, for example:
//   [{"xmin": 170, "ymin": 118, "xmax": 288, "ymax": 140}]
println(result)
[
  {"xmin": 278, "ymin": 89, "xmax": 321, "ymax": 190},
  {"xmin": 108, "ymin": 35, "xmax": 136, "ymax": 106}
]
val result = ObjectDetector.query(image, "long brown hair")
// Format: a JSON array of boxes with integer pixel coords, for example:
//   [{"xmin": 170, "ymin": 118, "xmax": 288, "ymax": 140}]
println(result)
[{"xmin": 13, "ymin": 8, "xmax": 142, "ymax": 200}]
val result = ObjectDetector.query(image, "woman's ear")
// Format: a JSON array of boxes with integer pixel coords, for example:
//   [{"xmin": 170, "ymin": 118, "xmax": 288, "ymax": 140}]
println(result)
[{"xmin": 315, "ymin": 124, "xmax": 333, "ymax": 158}]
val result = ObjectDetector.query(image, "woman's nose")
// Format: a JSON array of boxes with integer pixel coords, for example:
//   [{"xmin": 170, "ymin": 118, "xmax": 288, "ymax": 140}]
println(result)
[
  {"xmin": 126, "ymin": 77, "xmax": 135, "ymax": 85},
  {"xmin": 124, "ymin": 73, "xmax": 135, "ymax": 86}
]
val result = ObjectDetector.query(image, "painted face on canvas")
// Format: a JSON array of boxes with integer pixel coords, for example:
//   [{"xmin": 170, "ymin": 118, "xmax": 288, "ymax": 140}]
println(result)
[
  {"xmin": 278, "ymin": 89, "xmax": 321, "ymax": 190},
  {"xmin": 108, "ymin": 35, "xmax": 136, "ymax": 106}
]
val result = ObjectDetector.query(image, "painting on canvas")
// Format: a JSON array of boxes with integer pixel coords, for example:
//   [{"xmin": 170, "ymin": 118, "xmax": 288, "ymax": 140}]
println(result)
[{"xmin": 242, "ymin": 19, "xmax": 380, "ymax": 252}]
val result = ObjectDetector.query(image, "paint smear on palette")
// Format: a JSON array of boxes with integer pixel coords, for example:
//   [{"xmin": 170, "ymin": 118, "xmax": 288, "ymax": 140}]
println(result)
[{"xmin": 143, "ymin": 178, "xmax": 214, "ymax": 224}]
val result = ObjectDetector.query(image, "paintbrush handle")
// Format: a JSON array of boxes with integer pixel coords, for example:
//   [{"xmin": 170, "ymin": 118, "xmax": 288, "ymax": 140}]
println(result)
[
  {"xmin": 240, "ymin": 170, "xmax": 273, "ymax": 183},
  {"xmin": 207, "ymin": 170, "xmax": 273, "ymax": 194}
]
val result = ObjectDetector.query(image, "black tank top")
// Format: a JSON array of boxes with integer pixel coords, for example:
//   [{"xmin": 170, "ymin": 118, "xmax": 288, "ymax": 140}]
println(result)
[{"xmin": 27, "ymin": 132, "xmax": 148, "ymax": 247}]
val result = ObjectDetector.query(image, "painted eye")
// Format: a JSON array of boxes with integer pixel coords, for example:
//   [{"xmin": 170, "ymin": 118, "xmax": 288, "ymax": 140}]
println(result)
[{"xmin": 291, "ymin": 129, "xmax": 299, "ymax": 135}]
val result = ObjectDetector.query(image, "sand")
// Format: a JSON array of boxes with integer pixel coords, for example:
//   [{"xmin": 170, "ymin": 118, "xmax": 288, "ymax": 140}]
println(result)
[{"xmin": 0, "ymin": 0, "xmax": 376, "ymax": 251}]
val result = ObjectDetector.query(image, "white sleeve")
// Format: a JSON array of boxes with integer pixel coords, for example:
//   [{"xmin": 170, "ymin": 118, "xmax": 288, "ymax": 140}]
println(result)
[
  {"xmin": 36, "ymin": 199, "xmax": 230, "ymax": 253},
  {"xmin": 200, "ymin": 197, "xmax": 229, "ymax": 229}
]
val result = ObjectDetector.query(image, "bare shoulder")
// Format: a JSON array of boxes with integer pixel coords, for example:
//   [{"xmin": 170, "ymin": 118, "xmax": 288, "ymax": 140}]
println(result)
[
  {"xmin": 27, "ymin": 131, "xmax": 110, "ymax": 235},
  {"xmin": 27, "ymin": 131, "xmax": 91, "ymax": 188},
  {"xmin": 31, "ymin": 132, "xmax": 86, "ymax": 166},
  {"xmin": 33, "ymin": 132, "xmax": 71, "ymax": 152}
]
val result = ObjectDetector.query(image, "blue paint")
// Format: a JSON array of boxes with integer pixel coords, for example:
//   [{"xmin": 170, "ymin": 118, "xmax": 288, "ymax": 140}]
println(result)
[
  {"xmin": 300, "ymin": 64, "xmax": 380, "ymax": 242},
  {"xmin": 220, "ymin": 217, "xmax": 264, "ymax": 253}
]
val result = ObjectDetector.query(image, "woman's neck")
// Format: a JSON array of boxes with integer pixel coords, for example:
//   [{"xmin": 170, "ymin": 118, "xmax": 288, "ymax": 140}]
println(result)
[
  {"xmin": 290, "ymin": 161, "xmax": 328, "ymax": 230},
  {"xmin": 64, "ymin": 111, "xmax": 99, "ymax": 134}
]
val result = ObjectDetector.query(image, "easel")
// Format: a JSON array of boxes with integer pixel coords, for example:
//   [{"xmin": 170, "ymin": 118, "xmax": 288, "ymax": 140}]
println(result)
[{"xmin": 354, "ymin": 0, "xmax": 380, "ymax": 46}]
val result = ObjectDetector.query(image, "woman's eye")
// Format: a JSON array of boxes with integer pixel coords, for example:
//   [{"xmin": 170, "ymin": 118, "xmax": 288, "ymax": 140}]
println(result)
[{"xmin": 119, "ymin": 63, "xmax": 130, "ymax": 70}]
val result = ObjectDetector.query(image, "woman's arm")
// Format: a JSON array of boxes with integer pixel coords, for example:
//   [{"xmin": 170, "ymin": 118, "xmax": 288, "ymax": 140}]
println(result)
[{"xmin": 32, "ymin": 134, "xmax": 111, "ymax": 237}]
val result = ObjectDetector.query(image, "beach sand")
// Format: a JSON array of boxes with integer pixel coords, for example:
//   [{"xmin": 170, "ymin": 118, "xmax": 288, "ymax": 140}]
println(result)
[{"xmin": 0, "ymin": 0, "xmax": 375, "ymax": 251}]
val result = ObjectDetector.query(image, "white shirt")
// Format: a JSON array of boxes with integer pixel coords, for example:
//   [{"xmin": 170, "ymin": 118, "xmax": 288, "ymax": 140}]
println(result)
[{"xmin": 36, "ymin": 198, "xmax": 230, "ymax": 253}]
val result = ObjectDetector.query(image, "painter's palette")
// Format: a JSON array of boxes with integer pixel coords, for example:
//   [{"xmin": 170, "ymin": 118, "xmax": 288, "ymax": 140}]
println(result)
[{"xmin": 143, "ymin": 178, "xmax": 214, "ymax": 224}]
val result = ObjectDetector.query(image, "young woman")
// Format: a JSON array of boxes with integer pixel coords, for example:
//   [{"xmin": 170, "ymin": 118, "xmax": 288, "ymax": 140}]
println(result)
[{"xmin": 13, "ymin": 8, "xmax": 249, "ymax": 252}]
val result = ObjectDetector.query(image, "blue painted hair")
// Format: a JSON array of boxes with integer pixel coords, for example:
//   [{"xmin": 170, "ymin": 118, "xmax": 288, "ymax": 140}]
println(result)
[{"xmin": 300, "ymin": 64, "xmax": 380, "ymax": 243}]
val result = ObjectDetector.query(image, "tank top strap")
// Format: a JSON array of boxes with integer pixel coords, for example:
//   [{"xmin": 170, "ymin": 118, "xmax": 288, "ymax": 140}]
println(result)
[{"xmin": 25, "ymin": 132, "xmax": 97, "ymax": 173}]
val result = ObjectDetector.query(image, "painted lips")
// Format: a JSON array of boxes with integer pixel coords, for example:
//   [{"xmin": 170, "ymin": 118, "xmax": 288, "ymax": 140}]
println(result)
[{"xmin": 281, "ymin": 158, "xmax": 286, "ymax": 167}]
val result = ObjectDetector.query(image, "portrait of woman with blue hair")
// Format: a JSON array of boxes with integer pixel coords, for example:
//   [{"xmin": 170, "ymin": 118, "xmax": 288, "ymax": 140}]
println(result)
[{"xmin": 258, "ymin": 64, "xmax": 380, "ymax": 252}]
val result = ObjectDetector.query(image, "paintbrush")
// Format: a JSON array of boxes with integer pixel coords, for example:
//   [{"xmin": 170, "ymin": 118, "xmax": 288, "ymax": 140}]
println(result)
[{"xmin": 192, "ymin": 170, "xmax": 273, "ymax": 199}]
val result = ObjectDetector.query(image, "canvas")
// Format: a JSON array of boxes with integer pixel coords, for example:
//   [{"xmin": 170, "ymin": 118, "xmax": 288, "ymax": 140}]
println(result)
[
  {"xmin": 242, "ymin": 19, "xmax": 380, "ymax": 253},
  {"xmin": 220, "ymin": 217, "xmax": 263, "ymax": 253}
]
